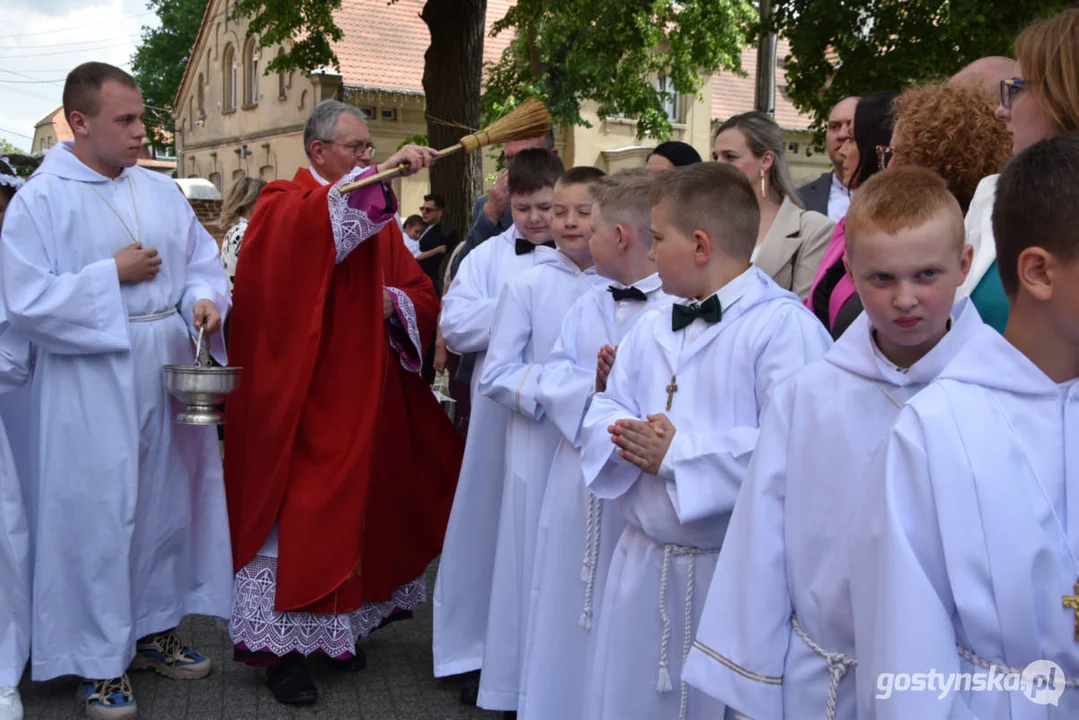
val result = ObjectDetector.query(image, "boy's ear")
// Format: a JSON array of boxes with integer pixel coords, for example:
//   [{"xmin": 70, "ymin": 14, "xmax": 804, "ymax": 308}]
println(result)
[
  {"xmin": 693, "ymin": 229, "xmax": 712, "ymax": 265},
  {"xmin": 1016, "ymin": 247, "xmax": 1054, "ymax": 302},
  {"xmin": 615, "ymin": 222, "xmax": 630, "ymax": 251},
  {"xmin": 957, "ymin": 243, "xmax": 974, "ymax": 284},
  {"xmin": 842, "ymin": 253, "xmax": 853, "ymax": 281}
]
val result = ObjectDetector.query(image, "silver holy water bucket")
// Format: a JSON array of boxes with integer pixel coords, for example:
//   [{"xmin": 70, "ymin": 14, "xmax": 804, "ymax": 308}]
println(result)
[{"xmin": 162, "ymin": 326, "xmax": 242, "ymax": 425}]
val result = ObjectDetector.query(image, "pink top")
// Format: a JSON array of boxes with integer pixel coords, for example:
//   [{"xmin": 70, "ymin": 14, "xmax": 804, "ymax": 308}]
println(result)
[{"xmin": 803, "ymin": 218, "xmax": 855, "ymax": 330}]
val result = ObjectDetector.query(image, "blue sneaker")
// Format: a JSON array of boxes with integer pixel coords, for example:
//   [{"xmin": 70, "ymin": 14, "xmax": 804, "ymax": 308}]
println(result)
[
  {"xmin": 130, "ymin": 629, "xmax": 211, "ymax": 680},
  {"xmin": 81, "ymin": 675, "xmax": 136, "ymax": 719}
]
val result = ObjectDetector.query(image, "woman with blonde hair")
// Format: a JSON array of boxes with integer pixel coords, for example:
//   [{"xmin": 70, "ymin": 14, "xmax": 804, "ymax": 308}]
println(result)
[
  {"xmin": 712, "ymin": 111, "xmax": 834, "ymax": 300},
  {"xmin": 219, "ymin": 175, "xmax": 267, "ymax": 295},
  {"xmin": 960, "ymin": 7, "xmax": 1079, "ymax": 331}
]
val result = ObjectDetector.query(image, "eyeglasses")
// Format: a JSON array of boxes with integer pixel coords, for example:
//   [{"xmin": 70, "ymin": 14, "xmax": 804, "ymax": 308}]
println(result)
[
  {"xmin": 875, "ymin": 145, "xmax": 894, "ymax": 170},
  {"xmin": 1000, "ymin": 77, "xmax": 1026, "ymax": 110},
  {"xmin": 321, "ymin": 140, "xmax": 377, "ymax": 158},
  {"xmin": 420, "ymin": 205, "xmax": 439, "ymax": 214}
]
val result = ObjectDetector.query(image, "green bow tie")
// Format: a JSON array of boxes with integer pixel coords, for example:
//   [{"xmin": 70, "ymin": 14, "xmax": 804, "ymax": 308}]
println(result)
[{"xmin": 671, "ymin": 295, "xmax": 722, "ymax": 332}]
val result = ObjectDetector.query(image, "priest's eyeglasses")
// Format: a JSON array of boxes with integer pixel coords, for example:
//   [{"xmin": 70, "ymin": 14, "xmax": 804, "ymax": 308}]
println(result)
[
  {"xmin": 1000, "ymin": 78, "xmax": 1026, "ymax": 109},
  {"xmin": 323, "ymin": 140, "xmax": 377, "ymax": 158}
]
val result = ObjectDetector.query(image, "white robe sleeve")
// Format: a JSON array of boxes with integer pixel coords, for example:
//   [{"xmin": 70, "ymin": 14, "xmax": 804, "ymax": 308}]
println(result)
[
  {"xmin": 177, "ymin": 203, "xmax": 231, "ymax": 364},
  {"xmin": 0, "ymin": 193, "xmax": 130, "ymax": 355},
  {"xmin": 478, "ymin": 281, "xmax": 542, "ymax": 419},
  {"xmin": 849, "ymin": 408, "xmax": 969, "ymax": 720},
  {"xmin": 581, "ymin": 323, "xmax": 643, "ymax": 500},
  {"xmin": 0, "ymin": 324, "xmax": 31, "ymax": 393},
  {"xmin": 440, "ymin": 247, "xmax": 497, "ymax": 354},
  {"xmin": 684, "ymin": 385, "xmax": 794, "ymax": 717},
  {"xmin": 535, "ymin": 304, "xmax": 595, "ymax": 446},
  {"xmin": 664, "ymin": 304, "xmax": 831, "ymax": 523}
]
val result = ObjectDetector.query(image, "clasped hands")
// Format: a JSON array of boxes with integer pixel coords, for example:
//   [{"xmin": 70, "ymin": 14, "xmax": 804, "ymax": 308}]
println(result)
[{"xmin": 594, "ymin": 343, "xmax": 677, "ymax": 474}]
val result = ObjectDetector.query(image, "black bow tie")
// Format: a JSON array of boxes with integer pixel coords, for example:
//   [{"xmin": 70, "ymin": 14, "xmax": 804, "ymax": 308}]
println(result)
[
  {"xmin": 515, "ymin": 238, "xmax": 556, "ymax": 255},
  {"xmin": 608, "ymin": 285, "xmax": 648, "ymax": 302},
  {"xmin": 671, "ymin": 295, "xmax": 722, "ymax": 332}
]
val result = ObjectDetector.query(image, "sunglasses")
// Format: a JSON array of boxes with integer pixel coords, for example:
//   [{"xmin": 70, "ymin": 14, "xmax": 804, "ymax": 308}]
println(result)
[{"xmin": 1000, "ymin": 77, "xmax": 1026, "ymax": 110}]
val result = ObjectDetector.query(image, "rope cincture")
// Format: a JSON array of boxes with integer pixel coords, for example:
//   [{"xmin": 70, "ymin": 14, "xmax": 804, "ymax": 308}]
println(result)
[
  {"xmin": 657, "ymin": 543, "xmax": 720, "ymax": 720},
  {"xmin": 579, "ymin": 492, "xmax": 604, "ymax": 631},
  {"xmin": 791, "ymin": 615, "xmax": 856, "ymax": 720}
]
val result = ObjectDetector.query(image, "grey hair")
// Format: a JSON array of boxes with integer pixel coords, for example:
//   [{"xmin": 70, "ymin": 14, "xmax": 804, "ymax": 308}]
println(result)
[
  {"xmin": 303, "ymin": 100, "xmax": 368, "ymax": 158},
  {"xmin": 715, "ymin": 112, "xmax": 805, "ymax": 209}
]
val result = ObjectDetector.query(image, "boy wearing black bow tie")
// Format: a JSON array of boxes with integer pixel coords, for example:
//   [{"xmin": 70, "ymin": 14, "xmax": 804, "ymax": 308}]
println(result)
[
  {"xmin": 579, "ymin": 162, "xmax": 831, "ymax": 720},
  {"xmin": 434, "ymin": 148, "xmax": 567, "ymax": 686},
  {"xmin": 514, "ymin": 168, "xmax": 677, "ymax": 720}
]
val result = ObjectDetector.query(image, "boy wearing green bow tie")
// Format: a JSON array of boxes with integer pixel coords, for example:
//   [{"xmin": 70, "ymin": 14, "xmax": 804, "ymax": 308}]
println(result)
[{"xmin": 578, "ymin": 162, "xmax": 831, "ymax": 720}]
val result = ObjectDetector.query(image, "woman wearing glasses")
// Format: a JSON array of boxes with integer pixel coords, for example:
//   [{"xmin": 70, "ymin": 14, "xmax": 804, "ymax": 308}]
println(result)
[{"xmin": 959, "ymin": 8, "xmax": 1079, "ymax": 332}]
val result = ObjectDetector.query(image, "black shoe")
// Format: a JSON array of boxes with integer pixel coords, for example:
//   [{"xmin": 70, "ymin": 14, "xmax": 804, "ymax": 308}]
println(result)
[
  {"xmin": 503, "ymin": 713, "xmax": 517, "ymax": 719},
  {"xmin": 329, "ymin": 646, "xmax": 366, "ymax": 673},
  {"xmin": 265, "ymin": 654, "xmax": 318, "ymax": 706},
  {"xmin": 459, "ymin": 678, "xmax": 479, "ymax": 706}
]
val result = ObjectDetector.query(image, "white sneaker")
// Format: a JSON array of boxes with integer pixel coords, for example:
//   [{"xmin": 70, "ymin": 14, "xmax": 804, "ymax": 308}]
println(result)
[{"xmin": 0, "ymin": 686, "xmax": 23, "ymax": 720}]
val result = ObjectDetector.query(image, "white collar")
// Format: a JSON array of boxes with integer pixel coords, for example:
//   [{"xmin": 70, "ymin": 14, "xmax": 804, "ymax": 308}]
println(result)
[{"xmin": 309, "ymin": 167, "xmax": 329, "ymax": 186}]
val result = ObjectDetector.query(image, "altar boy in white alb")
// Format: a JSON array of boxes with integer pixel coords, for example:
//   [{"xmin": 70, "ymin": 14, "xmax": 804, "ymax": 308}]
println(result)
[
  {"xmin": 476, "ymin": 166, "xmax": 607, "ymax": 711},
  {"xmin": 682, "ymin": 167, "xmax": 982, "ymax": 720},
  {"xmin": 0, "ymin": 63, "xmax": 232, "ymax": 718},
  {"xmin": 434, "ymin": 149, "xmax": 566, "ymax": 685},
  {"xmin": 519, "ymin": 170, "xmax": 676, "ymax": 720},
  {"xmin": 580, "ymin": 163, "xmax": 831, "ymax": 720},
  {"xmin": 849, "ymin": 135, "xmax": 1079, "ymax": 719}
]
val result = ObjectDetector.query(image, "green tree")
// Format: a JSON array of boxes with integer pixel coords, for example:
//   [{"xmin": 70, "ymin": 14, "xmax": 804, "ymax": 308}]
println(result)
[
  {"xmin": 229, "ymin": 0, "xmax": 486, "ymax": 240},
  {"xmin": 773, "ymin": 0, "xmax": 1071, "ymax": 139},
  {"xmin": 0, "ymin": 139, "xmax": 26, "ymax": 156},
  {"xmin": 131, "ymin": 0, "xmax": 209, "ymax": 148},
  {"xmin": 482, "ymin": 0, "xmax": 756, "ymax": 140}
]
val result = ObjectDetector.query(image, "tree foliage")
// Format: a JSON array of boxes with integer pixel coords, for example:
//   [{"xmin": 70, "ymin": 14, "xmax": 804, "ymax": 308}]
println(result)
[
  {"xmin": 0, "ymin": 139, "xmax": 26, "ymax": 156},
  {"xmin": 230, "ymin": 0, "xmax": 344, "ymax": 75},
  {"xmin": 131, "ymin": 0, "xmax": 209, "ymax": 147},
  {"xmin": 774, "ymin": 0, "xmax": 1071, "ymax": 139},
  {"xmin": 482, "ymin": 0, "xmax": 756, "ymax": 139}
]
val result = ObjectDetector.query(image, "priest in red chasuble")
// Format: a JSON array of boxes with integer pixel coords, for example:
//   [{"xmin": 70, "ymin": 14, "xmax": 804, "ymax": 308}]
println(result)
[{"xmin": 224, "ymin": 99, "xmax": 464, "ymax": 705}]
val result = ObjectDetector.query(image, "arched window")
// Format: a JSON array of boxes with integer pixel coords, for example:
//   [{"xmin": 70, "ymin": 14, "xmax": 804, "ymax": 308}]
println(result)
[
  {"xmin": 244, "ymin": 37, "xmax": 259, "ymax": 106},
  {"xmin": 197, "ymin": 72, "xmax": 205, "ymax": 117},
  {"xmin": 222, "ymin": 44, "xmax": 237, "ymax": 112},
  {"xmin": 277, "ymin": 48, "xmax": 287, "ymax": 100}
]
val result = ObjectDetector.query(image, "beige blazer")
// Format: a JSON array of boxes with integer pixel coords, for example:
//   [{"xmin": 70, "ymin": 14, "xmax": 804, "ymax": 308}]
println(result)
[{"xmin": 753, "ymin": 196, "xmax": 835, "ymax": 301}]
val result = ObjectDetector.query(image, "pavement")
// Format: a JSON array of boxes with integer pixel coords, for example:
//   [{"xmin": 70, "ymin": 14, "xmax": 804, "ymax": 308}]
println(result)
[{"xmin": 19, "ymin": 563, "xmax": 493, "ymax": 720}]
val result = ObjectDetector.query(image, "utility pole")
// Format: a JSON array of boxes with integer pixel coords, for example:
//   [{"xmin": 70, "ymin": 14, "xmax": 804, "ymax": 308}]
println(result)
[{"xmin": 755, "ymin": 0, "xmax": 777, "ymax": 118}]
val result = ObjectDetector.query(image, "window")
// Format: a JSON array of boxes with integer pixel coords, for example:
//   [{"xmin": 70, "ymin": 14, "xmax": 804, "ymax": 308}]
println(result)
[
  {"xmin": 259, "ymin": 164, "xmax": 275, "ymax": 181},
  {"xmin": 356, "ymin": 106, "xmax": 375, "ymax": 120},
  {"xmin": 787, "ymin": 142, "xmax": 800, "ymax": 155},
  {"xmin": 657, "ymin": 75, "xmax": 681, "ymax": 123},
  {"xmin": 232, "ymin": 169, "xmax": 245, "ymax": 181},
  {"xmin": 209, "ymin": 171, "xmax": 222, "ymax": 191},
  {"xmin": 380, "ymin": 108, "xmax": 397, "ymax": 122},
  {"xmin": 222, "ymin": 44, "xmax": 237, "ymax": 112},
  {"xmin": 244, "ymin": 37, "xmax": 259, "ymax": 106},
  {"xmin": 197, "ymin": 73, "xmax": 205, "ymax": 117},
  {"xmin": 277, "ymin": 48, "xmax": 287, "ymax": 100}
]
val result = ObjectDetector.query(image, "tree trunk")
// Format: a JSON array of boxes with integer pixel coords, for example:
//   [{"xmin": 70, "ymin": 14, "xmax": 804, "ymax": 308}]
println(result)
[{"xmin": 421, "ymin": 0, "xmax": 487, "ymax": 243}]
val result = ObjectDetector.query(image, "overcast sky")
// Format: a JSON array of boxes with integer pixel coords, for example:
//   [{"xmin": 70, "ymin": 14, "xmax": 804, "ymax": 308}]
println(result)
[{"xmin": 0, "ymin": 0, "xmax": 159, "ymax": 152}]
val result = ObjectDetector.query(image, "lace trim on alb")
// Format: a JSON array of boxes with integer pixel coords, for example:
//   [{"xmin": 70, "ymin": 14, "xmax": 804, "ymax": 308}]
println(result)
[{"xmin": 327, "ymin": 166, "xmax": 390, "ymax": 264}]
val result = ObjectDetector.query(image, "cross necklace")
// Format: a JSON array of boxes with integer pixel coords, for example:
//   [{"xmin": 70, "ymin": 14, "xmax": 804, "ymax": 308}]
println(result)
[{"xmin": 665, "ymin": 374, "xmax": 678, "ymax": 411}]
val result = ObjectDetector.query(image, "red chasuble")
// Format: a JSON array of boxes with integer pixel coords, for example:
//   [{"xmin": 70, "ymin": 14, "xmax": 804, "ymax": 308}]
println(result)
[{"xmin": 225, "ymin": 168, "xmax": 463, "ymax": 614}]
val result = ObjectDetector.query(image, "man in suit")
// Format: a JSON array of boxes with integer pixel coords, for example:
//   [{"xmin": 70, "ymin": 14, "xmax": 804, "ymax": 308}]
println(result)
[{"xmin": 798, "ymin": 96, "xmax": 858, "ymax": 220}]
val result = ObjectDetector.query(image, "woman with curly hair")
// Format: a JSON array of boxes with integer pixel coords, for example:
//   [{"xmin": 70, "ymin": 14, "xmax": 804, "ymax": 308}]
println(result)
[
  {"xmin": 887, "ymin": 82, "xmax": 1012, "ymax": 213},
  {"xmin": 959, "ymin": 8, "xmax": 1079, "ymax": 332}
]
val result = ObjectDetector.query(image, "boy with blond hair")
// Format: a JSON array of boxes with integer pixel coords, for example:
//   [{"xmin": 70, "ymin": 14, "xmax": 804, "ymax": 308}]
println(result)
[
  {"xmin": 683, "ymin": 166, "xmax": 982, "ymax": 720},
  {"xmin": 519, "ymin": 169, "xmax": 676, "ymax": 720},
  {"xmin": 580, "ymin": 163, "xmax": 830, "ymax": 720}
]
